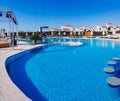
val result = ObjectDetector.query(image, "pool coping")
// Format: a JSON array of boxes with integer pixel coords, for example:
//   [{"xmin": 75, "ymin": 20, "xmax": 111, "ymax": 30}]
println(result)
[{"xmin": 0, "ymin": 41, "xmax": 43, "ymax": 101}]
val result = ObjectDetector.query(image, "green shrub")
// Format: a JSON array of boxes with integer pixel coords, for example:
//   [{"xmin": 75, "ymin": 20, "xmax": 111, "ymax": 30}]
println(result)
[
  {"xmin": 116, "ymin": 30, "xmax": 120, "ymax": 33},
  {"xmin": 18, "ymin": 32, "xmax": 26, "ymax": 38},
  {"xmin": 30, "ymin": 33, "xmax": 43, "ymax": 44},
  {"xmin": 93, "ymin": 31, "xmax": 102, "ymax": 36}
]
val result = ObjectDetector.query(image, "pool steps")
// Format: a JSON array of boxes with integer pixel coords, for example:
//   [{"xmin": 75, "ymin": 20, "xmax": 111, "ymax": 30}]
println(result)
[
  {"xmin": 104, "ymin": 57, "xmax": 120, "ymax": 87},
  {"xmin": 104, "ymin": 67, "xmax": 115, "ymax": 74},
  {"xmin": 112, "ymin": 57, "xmax": 120, "ymax": 61},
  {"xmin": 107, "ymin": 61, "xmax": 116, "ymax": 65},
  {"xmin": 107, "ymin": 76, "xmax": 120, "ymax": 87}
]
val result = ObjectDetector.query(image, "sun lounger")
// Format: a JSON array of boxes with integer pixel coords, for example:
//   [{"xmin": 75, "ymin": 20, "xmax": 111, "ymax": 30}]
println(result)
[{"xmin": 0, "ymin": 42, "xmax": 10, "ymax": 48}]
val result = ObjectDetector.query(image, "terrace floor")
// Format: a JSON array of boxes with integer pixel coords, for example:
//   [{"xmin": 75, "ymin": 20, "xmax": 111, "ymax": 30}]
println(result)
[{"xmin": 0, "ymin": 41, "xmax": 42, "ymax": 101}]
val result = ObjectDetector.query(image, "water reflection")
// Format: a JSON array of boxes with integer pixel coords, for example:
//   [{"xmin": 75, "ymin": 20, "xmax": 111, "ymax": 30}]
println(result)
[
  {"xmin": 101, "ymin": 39, "xmax": 108, "ymax": 47},
  {"xmin": 47, "ymin": 38, "xmax": 120, "ymax": 50},
  {"xmin": 112, "ymin": 41, "xmax": 115, "ymax": 49},
  {"xmin": 90, "ymin": 38, "xmax": 93, "ymax": 47},
  {"xmin": 89, "ymin": 39, "xmax": 115, "ymax": 48}
]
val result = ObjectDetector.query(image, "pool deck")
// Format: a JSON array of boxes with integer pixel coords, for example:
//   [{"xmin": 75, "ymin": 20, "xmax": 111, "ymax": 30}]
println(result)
[{"xmin": 0, "ymin": 41, "xmax": 43, "ymax": 101}]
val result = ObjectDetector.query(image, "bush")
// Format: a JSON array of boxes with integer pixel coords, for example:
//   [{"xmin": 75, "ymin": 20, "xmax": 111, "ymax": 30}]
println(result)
[
  {"xmin": 93, "ymin": 31, "xmax": 102, "ymax": 36},
  {"xmin": 116, "ymin": 30, "xmax": 120, "ymax": 33},
  {"xmin": 30, "ymin": 33, "xmax": 43, "ymax": 44},
  {"xmin": 108, "ymin": 31, "xmax": 112, "ymax": 35},
  {"xmin": 44, "ymin": 31, "xmax": 52, "ymax": 36},
  {"xmin": 18, "ymin": 32, "xmax": 26, "ymax": 38}
]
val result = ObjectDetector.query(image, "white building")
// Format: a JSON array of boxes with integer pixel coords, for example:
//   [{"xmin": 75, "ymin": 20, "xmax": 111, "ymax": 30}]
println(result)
[
  {"xmin": 104, "ymin": 23, "xmax": 112, "ymax": 28},
  {"xmin": 61, "ymin": 25, "xmax": 74, "ymax": 31},
  {"xmin": 116, "ymin": 26, "xmax": 120, "ymax": 31},
  {"xmin": 48, "ymin": 23, "xmax": 120, "ymax": 36},
  {"xmin": 0, "ymin": 29, "xmax": 5, "ymax": 37}
]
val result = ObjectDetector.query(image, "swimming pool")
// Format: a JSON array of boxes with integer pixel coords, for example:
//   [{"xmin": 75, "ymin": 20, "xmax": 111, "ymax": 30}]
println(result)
[{"xmin": 5, "ymin": 38, "xmax": 120, "ymax": 101}]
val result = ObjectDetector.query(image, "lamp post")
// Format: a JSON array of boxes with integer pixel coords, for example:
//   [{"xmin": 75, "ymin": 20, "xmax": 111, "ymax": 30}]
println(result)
[
  {"xmin": 26, "ymin": 32, "xmax": 28, "ymax": 44},
  {"xmin": 58, "ymin": 31, "xmax": 61, "ymax": 37},
  {"xmin": 51, "ymin": 31, "xmax": 53, "ymax": 37},
  {"xmin": 0, "ymin": 9, "xmax": 18, "ymax": 49},
  {"xmin": 113, "ymin": 28, "xmax": 116, "ymax": 36}
]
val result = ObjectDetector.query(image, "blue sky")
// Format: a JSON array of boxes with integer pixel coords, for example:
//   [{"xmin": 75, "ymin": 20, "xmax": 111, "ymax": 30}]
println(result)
[{"xmin": 0, "ymin": 0, "xmax": 120, "ymax": 31}]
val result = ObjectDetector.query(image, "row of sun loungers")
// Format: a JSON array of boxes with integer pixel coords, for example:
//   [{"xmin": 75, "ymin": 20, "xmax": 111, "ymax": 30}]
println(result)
[
  {"xmin": 98, "ymin": 35, "xmax": 120, "ymax": 39},
  {"xmin": 0, "ymin": 37, "xmax": 11, "ymax": 48},
  {"xmin": 0, "ymin": 41, "xmax": 10, "ymax": 48}
]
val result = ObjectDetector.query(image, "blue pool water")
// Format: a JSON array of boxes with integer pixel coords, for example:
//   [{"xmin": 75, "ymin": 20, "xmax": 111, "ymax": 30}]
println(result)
[{"xmin": 5, "ymin": 38, "xmax": 120, "ymax": 101}]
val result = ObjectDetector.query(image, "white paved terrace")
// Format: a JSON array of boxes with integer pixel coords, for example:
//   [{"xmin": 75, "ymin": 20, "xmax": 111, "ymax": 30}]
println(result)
[{"xmin": 0, "ymin": 42, "xmax": 42, "ymax": 101}]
